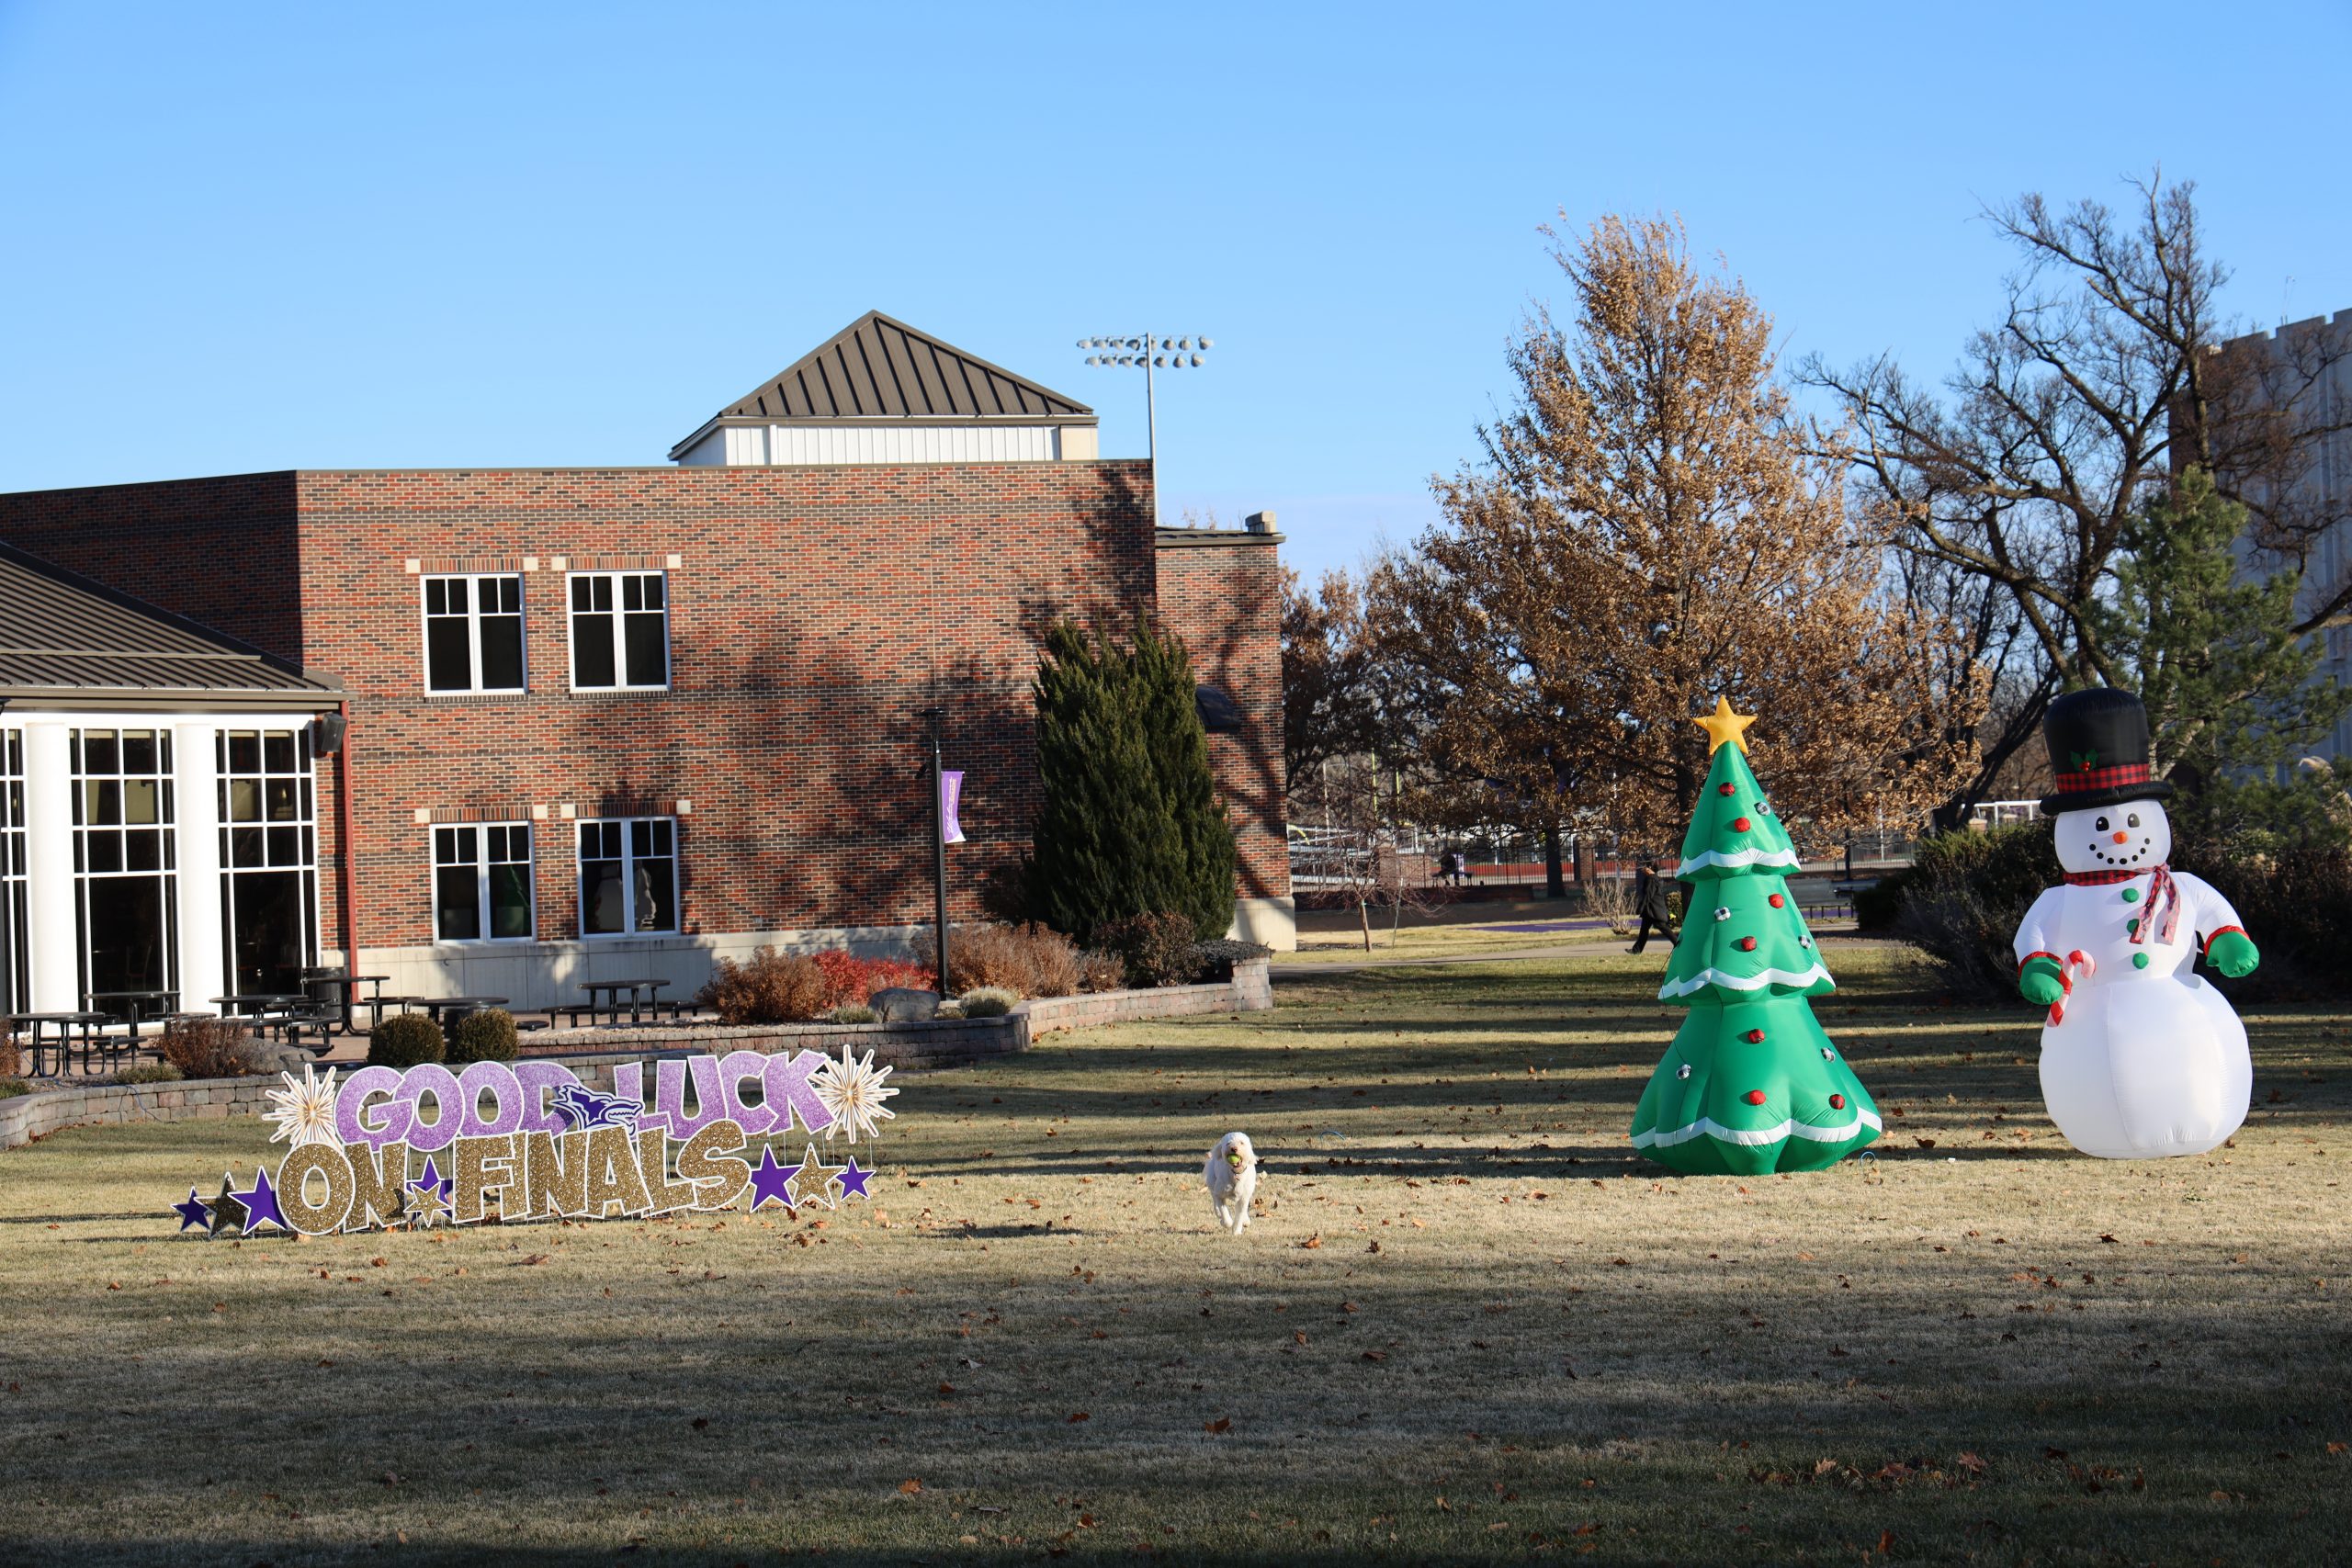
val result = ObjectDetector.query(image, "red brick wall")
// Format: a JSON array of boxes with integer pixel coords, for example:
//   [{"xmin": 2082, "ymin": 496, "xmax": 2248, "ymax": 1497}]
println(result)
[
  {"xmin": 0, "ymin": 472, "xmax": 305, "ymax": 662},
  {"xmin": 289, "ymin": 463, "xmax": 1156, "ymax": 948},
  {"xmin": 1154, "ymin": 535, "xmax": 1290, "ymax": 902}
]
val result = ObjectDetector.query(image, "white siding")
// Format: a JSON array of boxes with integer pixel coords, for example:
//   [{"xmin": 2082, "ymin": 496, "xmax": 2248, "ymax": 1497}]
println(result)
[{"xmin": 761, "ymin": 424, "xmax": 1061, "ymax": 466}]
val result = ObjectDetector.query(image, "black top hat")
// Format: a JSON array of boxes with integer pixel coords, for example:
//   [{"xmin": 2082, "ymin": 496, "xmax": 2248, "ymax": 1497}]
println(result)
[{"xmin": 2038, "ymin": 687, "xmax": 2175, "ymax": 814}]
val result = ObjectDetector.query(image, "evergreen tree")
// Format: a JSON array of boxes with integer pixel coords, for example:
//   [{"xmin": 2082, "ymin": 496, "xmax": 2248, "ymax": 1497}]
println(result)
[
  {"xmin": 1025, "ymin": 622, "xmax": 1183, "ymax": 942},
  {"xmin": 1025, "ymin": 618, "xmax": 1236, "ymax": 943},
  {"xmin": 1629, "ymin": 701, "xmax": 1882, "ymax": 1175},
  {"xmin": 1132, "ymin": 616, "xmax": 1238, "ymax": 942},
  {"xmin": 2105, "ymin": 468, "xmax": 2352, "ymax": 833}
]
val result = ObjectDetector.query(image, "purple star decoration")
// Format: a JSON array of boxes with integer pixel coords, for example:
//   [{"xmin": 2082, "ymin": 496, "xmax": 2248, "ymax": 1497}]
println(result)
[
  {"xmin": 172, "ymin": 1187, "xmax": 211, "ymax": 1233},
  {"xmin": 836, "ymin": 1157, "xmax": 873, "ymax": 1200},
  {"xmin": 409, "ymin": 1157, "xmax": 453, "ymax": 1208},
  {"xmin": 234, "ymin": 1166, "xmax": 288, "ymax": 1233},
  {"xmin": 746, "ymin": 1145, "xmax": 796, "ymax": 1211}
]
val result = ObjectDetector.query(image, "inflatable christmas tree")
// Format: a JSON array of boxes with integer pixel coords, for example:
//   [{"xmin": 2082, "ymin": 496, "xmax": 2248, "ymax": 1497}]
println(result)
[{"xmin": 1628, "ymin": 699, "xmax": 1882, "ymax": 1175}]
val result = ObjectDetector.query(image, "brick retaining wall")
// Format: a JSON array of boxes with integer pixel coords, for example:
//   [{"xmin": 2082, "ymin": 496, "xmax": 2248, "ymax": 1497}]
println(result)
[{"xmin": 0, "ymin": 960, "xmax": 1272, "ymax": 1151}]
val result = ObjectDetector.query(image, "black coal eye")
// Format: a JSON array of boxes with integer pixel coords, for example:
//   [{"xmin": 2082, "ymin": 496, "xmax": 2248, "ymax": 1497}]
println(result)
[
  {"xmin": 2094, "ymin": 817, "xmax": 2109, "ymax": 831},
  {"xmin": 2127, "ymin": 813, "xmax": 2141, "ymax": 829}
]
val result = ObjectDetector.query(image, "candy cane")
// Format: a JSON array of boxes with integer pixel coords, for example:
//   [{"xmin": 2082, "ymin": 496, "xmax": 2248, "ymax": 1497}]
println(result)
[{"xmin": 2047, "ymin": 950, "xmax": 2095, "ymax": 1027}]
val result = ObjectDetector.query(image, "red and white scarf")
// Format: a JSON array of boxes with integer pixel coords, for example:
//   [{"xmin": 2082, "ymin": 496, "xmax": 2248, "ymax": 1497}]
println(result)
[{"xmin": 2064, "ymin": 863, "xmax": 2180, "ymax": 946}]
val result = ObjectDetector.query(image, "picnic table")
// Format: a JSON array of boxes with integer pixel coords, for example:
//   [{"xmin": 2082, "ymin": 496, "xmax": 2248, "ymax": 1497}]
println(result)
[
  {"xmin": 574, "ymin": 978, "xmax": 670, "ymax": 1027},
  {"xmin": 300, "ymin": 971, "xmax": 390, "ymax": 1033},
  {"xmin": 6, "ymin": 1010, "xmax": 118, "ymax": 1076},
  {"xmin": 84, "ymin": 988, "xmax": 180, "ymax": 1029},
  {"xmin": 396, "ymin": 996, "xmax": 510, "ymax": 1027}
]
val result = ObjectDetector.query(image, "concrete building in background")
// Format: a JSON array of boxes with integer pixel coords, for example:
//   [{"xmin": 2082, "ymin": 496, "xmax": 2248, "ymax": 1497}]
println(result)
[
  {"xmin": 0, "ymin": 314, "xmax": 1293, "ymax": 1017},
  {"xmin": 2214, "ymin": 310, "xmax": 2352, "ymax": 763}
]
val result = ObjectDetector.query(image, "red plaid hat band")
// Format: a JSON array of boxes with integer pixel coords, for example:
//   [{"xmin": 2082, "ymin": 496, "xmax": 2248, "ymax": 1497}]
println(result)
[{"xmin": 2053, "ymin": 761, "xmax": 2153, "ymax": 795}]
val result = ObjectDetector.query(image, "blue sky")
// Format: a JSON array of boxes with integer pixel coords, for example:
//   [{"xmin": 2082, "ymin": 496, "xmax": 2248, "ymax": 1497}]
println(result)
[{"xmin": 3, "ymin": 1, "xmax": 2348, "ymax": 581}]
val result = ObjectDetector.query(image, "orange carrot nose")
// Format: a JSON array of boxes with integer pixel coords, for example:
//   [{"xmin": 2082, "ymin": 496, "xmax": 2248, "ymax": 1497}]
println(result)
[{"xmin": 2111, "ymin": 830, "xmax": 2129, "ymax": 843}]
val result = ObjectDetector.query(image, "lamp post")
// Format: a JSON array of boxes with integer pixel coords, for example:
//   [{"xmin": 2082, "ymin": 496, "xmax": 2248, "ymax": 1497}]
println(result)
[
  {"xmin": 1076, "ymin": 333, "xmax": 1213, "ymax": 529},
  {"xmin": 920, "ymin": 707, "xmax": 950, "ymax": 997}
]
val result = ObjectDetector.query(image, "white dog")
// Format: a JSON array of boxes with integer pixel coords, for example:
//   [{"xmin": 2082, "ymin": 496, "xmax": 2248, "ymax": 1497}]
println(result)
[{"xmin": 1204, "ymin": 1132, "xmax": 1259, "ymax": 1235}]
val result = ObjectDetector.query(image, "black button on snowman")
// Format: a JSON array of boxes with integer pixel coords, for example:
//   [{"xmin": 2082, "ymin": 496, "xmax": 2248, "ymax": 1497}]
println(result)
[{"xmin": 2012, "ymin": 688, "xmax": 2261, "ymax": 1158}]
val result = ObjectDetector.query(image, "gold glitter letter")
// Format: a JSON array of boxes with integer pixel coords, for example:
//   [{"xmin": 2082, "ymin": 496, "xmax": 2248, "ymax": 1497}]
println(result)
[
  {"xmin": 583, "ymin": 1123, "xmax": 652, "ymax": 1218},
  {"xmin": 277, "ymin": 1143, "xmax": 355, "ymax": 1235},
  {"xmin": 638, "ymin": 1128, "xmax": 700, "ymax": 1215},
  {"xmin": 346, "ymin": 1140, "xmax": 410, "ymax": 1230},
  {"xmin": 450, "ymin": 1133, "xmax": 519, "ymax": 1225},
  {"xmin": 677, "ymin": 1118, "xmax": 751, "ymax": 1211},
  {"xmin": 522, "ymin": 1128, "xmax": 588, "ymax": 1218}
]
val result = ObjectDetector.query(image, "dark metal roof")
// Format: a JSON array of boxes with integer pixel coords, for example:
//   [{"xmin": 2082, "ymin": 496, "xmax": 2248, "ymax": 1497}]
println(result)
[
  {"xmin": 0, "ymin": 539, "xmax": 341, "ymax": 707},
  {"xmin": 671, "ymin": 311, "xmax": 1094, "ymax": 457}
]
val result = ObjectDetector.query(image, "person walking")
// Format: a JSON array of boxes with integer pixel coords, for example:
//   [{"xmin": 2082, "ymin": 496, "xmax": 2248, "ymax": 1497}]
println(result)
[{"xmin": 1628, "ymin": 859, "xmax": 1679, "ymax": 953}]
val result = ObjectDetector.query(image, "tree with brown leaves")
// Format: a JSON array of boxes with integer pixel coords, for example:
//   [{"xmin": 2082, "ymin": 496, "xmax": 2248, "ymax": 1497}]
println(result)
[{"xmin": 1371, "ymin": 215, "xmax": 1973, "ymax": 853}]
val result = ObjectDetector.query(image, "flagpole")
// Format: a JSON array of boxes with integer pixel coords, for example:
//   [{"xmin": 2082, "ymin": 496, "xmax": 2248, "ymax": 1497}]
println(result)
[{"xmin": 923, "ymin": 707, "xmax": 950, "ymax": 997}]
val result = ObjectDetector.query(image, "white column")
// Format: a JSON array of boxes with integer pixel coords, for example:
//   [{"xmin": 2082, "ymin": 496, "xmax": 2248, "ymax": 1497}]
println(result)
[
  {"xmin": 20, "ymin": 723, "xmax": 80, "ymax": 1012},
  {"xmin": 172, "ymin": 721, "xmax": 224, "ymax": 1015}
]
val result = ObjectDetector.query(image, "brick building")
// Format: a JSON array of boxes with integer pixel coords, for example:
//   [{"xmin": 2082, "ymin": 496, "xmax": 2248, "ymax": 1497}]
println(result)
[{"xmin": 0, "ymin": 313, "xmax": 1290, "ymax": 1015}]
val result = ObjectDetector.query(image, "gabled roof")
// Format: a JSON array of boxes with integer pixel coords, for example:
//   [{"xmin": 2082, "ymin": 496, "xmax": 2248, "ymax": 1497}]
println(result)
[
  {"xmin": 670, "ymin": 311, "xmax": 1094, "ymax": 457},
  {"xmin": 0, "ymin": 539, "xmax": 340, "ymax": 708}
]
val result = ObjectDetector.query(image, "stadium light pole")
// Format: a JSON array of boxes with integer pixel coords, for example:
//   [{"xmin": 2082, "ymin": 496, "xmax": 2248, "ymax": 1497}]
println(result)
[{"xmin": 1076, "ymin": 333, "xmax": 1213, "ymax": 529}]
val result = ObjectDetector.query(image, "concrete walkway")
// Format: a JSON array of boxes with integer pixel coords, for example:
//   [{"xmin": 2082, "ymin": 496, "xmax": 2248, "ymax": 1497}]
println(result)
[{"xmin": 1274, "ymin": 940, "xmax": 1635, "ymax": 977}]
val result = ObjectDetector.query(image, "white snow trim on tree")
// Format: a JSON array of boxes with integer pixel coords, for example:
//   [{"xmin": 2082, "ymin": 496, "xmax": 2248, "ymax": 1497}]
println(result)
[
  {"xmin": 1633, "ymin": 1108, "xmax": 1884, "ymax": 1149},
  {"xmin": 1657, "ymin": 963, "xmax": 1832, "ymax": 1000},
  {"xmin": 1675, "ymin": 847, "xmax": 1803, "ymax": 876}
]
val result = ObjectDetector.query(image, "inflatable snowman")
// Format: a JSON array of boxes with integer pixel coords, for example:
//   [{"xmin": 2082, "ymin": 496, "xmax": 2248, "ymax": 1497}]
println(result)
[{"xmin": 2012, "ymin": 688, "xmax": 2261, "ymax": 1158}]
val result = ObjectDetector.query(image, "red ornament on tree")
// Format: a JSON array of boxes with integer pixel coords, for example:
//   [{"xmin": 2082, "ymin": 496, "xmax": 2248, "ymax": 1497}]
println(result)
[
  {"xmin": 1732, "ymin": 816, "xmax": 1752, "ymax": 832},
  {"xmin": 1744, "ymin": 1089, "xmax": 1767, "ymax": 1105},
  {"xmin": 1717, "ymin": 782, "xmax": 1736, "ymax": 795},
  {"xmin": 1768, "ymin": 893, "xmax": 1785, "ymax": 908},
  {"xmin": 1744, "ymin": 1028, "xmax": 1765, "ymax": 1043},
  {"xmin": 1737, "ymin": 936, "xmax": 1758, "ymax": 952},
  {"xmin": 1828, "ymin": 1094, "xmax": 1846, "ymax": 1110}
]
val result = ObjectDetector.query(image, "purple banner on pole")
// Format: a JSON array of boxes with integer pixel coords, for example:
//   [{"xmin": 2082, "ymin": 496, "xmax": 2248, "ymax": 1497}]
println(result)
[{"xmin": 940, "ymin": 770, "xmax": 966, "ymax": 844}]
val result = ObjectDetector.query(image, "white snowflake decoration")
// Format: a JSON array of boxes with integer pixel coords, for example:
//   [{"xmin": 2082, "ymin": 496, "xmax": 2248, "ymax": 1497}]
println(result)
[
  {"xmin": 810, "ymin": 1043, "xmax": 898, "ymax": 1145},
  {"xmin": 262, "ymin": 1063, "xmax": 340, "ymax": 1148}
]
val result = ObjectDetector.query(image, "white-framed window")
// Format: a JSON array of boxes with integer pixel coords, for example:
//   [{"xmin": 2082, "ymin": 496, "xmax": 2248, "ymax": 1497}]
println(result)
[
  {"xmin": 218, "ymin": 728, "xmax": 319, "ymax": 995},
  {"xmin": 72, "ymin": 728, "xmax": 178, "ymax": 1003},
  {"xmin": 433, "ymin": 823, "xmax": 535, "ymax": 942},
  {"xmin": 577, "ymin": 818, "xmax": 678, "ymax": 936},
  {"xmin": 568, "ymin": 571, "xmax": 669, "ymax": 690},
  {"xmin": 1, "ymin": 729, "xmax": 24, "ymax": 1016},
  {"xmin": 422, "ymin": 574, "xmax": 526, "ymax": 694}
]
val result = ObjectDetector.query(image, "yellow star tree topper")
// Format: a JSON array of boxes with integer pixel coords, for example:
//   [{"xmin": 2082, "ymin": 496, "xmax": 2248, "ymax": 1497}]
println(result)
[{"xmin": 1693, "ymin": 696, "xmax": 1755, "ymax": 756}]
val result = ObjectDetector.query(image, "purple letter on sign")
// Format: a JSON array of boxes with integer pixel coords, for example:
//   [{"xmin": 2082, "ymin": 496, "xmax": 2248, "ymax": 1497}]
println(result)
[
  {"xmin": 940, "ymin": 770, "xmax": 966, "ymax": 845},
  {"xmin": 763, "ymin": 1049, "xmax": 834, "ymax": 1136}
]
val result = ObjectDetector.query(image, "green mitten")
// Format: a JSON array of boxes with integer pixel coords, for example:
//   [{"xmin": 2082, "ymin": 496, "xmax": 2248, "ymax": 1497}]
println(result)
[
  {"xmin": 2206, "ymin": 930, "xmax": 2259, "ymax": 978},
  {"xmin": 2018, "ymin": 954, "xmax": 2066, "ymax": 1007}
]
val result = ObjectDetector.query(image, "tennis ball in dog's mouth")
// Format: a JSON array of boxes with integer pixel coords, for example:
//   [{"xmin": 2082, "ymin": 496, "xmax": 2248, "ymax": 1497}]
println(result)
[{"xmin": 1227, "ymin": 1151, "xmax": 1244, "ymax": 1166}]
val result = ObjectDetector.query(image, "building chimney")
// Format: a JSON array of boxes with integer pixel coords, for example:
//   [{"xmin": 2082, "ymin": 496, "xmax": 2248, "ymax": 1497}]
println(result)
[{"xmin": 1244, "ymin": 510, "xmax": 1276, "ymax": 534}]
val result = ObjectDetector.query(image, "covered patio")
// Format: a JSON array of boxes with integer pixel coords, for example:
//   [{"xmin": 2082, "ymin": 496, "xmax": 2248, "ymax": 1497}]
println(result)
[{"xmin": 0, "ymin": 540, "xmax": 345, "ymax": 1059}]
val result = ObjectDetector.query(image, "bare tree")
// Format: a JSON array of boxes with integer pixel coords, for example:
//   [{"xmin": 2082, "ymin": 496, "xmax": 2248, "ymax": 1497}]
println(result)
[{"xmin": 1803, "ymin": 174, "xmax": 2352, "ymax": 815}]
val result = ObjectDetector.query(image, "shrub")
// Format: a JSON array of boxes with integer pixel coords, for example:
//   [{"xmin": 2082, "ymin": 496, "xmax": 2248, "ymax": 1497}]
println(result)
[
  {"xmin": 700, "ymin": 948, "xmax": 831, "ymax": 1024},
  {"xmin": 957, "ymin": 987, "xmax": 1018, "ymax": 1018},
  {"xmin": 808, "ymin": 950, "xmax": 933, "ymax": 1010},
  {"xmin": 1883, "ymin": 826, "xmax": 2061, "ymax": 1000},
  {"xmin": 913, "ymin": 921, "xmax": 1081, "ymax": 998},
  {"xmin": 0, "ymin": 1031, "xmax": 18, "ymax": 1080},
  {"xmin": 159, "ymin": 1016, "xmax": 263, "ymax": 1078},
  {"xmin": 1098, "ymin": 910, "xmax": 1201, "ymax": 988},
  {"xmin": 828, "ymin": 1004, "xmax": 877, "ymax": 1024},
  {"xmin": 1579, "ymin": 874, "xmax": 1640, "ymax": 937},
  {"xmin": 367, "ymin": 1012, "xmax": 446, "ymax": 1068},
  {"xmin": 0, "ymin": 1078, "xmax": 28, "ymax": 1100},
  {"xmin": 110, "ymin": 1063, "xmax": 183, "ymax": 1086},
  {"xmin": 933, "ymin": 998, "xmax": 967, "ymax": 1021},
  {"xmin": 449, "ymin": 1008, "xmax": 519, "ymax": 1064},
  {"xmin": 1076, "ymin": 950, "xmax": 1125, "ymax": 992}
]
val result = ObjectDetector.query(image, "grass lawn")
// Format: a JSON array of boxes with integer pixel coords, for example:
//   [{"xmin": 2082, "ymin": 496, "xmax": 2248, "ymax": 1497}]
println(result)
[{"xmin": 2, "ymin": 946, "xmax": 2347, "ymax": 1565}]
